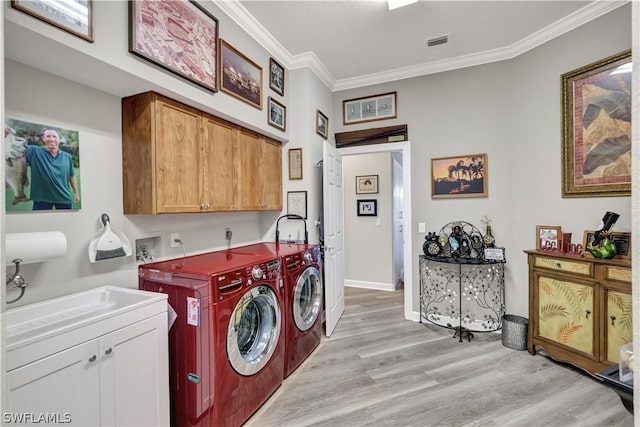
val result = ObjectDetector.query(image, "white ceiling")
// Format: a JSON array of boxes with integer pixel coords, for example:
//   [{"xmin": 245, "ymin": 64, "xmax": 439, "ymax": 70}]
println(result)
[{"xmin": 221, "ymin": 0, "xmax": 628, "ymax": 91}]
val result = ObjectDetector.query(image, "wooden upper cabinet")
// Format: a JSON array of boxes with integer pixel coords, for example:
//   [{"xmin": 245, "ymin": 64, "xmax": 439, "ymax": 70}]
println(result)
[
  {"xmin": 237, "ymin": 130, "xmax": 282, "ymax": 211},
  {"xmin": 155, "ymin": 97, "xmax": 203, "ymax": 213},
  {"xmin": 202, "ymin": 115, "xmax": 238, "ymax": 211},
  {"xmin": 261, "ymin": 138, "xmax": 282, "ymax": 210},
  {"xmin": 122, "ymin": 91, "xmax": 282, "ymax": 214}
]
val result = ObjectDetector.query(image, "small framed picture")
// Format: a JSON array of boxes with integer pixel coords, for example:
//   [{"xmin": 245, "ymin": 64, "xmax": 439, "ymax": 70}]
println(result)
[
  {"xmin": 220, "ymin": 39, "xmax": 262, "ymax": 109},
  {"xmin": 269, "ymin": 58, "xmax": 285, "ymax": 96},
  {"xmin": 357, "ymin": 199, "xmax": 377, "ymax": 217},
  {"xmin": 287, "ymin": 191, "xmax": 307, "ymax": 219},
  {"xmin": 536, "ymin": 225, "xmax": 562, "ymax": 251},
  {"xmin": 268, "ymin": 97, "xmax": 286, "ymax": 131},
  {"xmin": 288, "ymin": 148, "xmax": 303, "ymax": 180},
  {"xmin": 356, "ymin": 175, "xmax": 378, "ymax": 194},
  {"xmin": 316, "ymin": 110, "xmax": 328, "ymax": 139}
]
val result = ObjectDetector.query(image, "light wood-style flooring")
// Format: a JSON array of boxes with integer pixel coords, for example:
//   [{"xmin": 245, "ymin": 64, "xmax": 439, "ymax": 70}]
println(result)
[{"xmin": 247, "ymin": 287, "xmax": 633, "ymax": 427}]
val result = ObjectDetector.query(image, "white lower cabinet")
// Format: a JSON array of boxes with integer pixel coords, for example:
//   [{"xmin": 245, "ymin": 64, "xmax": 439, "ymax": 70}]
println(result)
[{"xmin": 6, "ymin": 288, "xmax": 169, "ymax": 427}]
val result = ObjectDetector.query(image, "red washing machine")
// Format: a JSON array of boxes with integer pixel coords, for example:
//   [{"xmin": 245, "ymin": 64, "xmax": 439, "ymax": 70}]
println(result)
[
  {"xmin": 231, "ymin": 242, "xmax": 323, "ymax": 378},
  {"xmin": 138, "ymin": 250, "xmax": 284, "ymax": 427}
]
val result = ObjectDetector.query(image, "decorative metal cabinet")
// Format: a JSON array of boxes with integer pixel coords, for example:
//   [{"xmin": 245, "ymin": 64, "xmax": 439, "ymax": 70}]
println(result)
[
  {"xmin": 526, "ymin": 250, "xmax": 632, "ymax": 374},
  {"xmin": 419, "ymin": 222, "xmax": 506, "ymax": 341}
]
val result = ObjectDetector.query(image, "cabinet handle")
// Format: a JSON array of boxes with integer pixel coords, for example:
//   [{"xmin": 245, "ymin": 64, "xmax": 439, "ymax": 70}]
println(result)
[
  {"xmin": 585, "ymin": 310, "xmax": 591, "ymax": 320},
  {"xmin": 105, "ymin": 347, "xmax": 113, "ymax": 355},
  {"xmin": 88, "ymin": 355, "xmax": 97, "ymax": 363},
  {"xmin": 611, "ymin": 316, "xmax": 616, "ymax": 327},
  {"xmin": 556, "ymin": 262, "xmax": 562, "ymax": 268}
]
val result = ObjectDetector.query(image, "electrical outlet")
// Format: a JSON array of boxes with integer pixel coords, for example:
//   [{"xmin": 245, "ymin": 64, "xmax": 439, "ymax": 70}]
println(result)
[
  {"xmin": 170, "ymin": 233, "xmax": 180, "ymax": 248},
  {"xmin": 225, "ymin": 228, "xmax": 232, "ymax": 241}
]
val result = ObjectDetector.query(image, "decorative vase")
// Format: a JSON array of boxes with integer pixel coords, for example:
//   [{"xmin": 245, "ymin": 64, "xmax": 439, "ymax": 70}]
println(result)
[{"xmin": 483, "ymin": 225, "xmax": 495, "ymax": 248}]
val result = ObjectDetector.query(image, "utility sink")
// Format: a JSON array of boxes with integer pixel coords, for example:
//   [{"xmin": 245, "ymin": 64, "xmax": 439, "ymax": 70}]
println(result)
[{"xmin": 6, "ymin": 285, "xmax": 167, "ymax": 351}]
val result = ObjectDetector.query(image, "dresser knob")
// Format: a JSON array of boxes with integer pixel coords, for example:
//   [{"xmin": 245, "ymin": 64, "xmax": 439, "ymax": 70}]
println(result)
[
  {"xmin": 585, "ymin": 309, "xmax": 591, "ymax": 320},
  {"xmin": 610, "ymin": 316, "xmax": 616, "ymax": 327},
  {"xmin": 556, "ymin": 262, "xmax": 562, "ymax": 268}
]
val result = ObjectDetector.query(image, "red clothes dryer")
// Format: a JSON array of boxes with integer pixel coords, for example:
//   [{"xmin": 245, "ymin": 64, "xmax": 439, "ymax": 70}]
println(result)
[
  {"xmin": 138, "ymin": 250, "xmax": 284, "ymax": 427},
  {"xmin": 231, "ymin": 243, "xmax": 323, "ymax": 377}
]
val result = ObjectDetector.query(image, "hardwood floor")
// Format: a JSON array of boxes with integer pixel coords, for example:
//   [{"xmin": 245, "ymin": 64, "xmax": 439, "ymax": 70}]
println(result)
[{"xmin": 247, "ymin": 287, "xmax": 633, "ymax": 427}]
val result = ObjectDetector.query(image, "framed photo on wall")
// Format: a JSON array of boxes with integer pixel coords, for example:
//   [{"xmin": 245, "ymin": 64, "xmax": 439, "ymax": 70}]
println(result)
[
  {"xmin": 357, "ymin": 199, "xmax": 377, "ymax": 217},
  {"xmin": 431, "ymin": 153, "xmax": 487, "ymax": 199},
  {"xmin": 287, "ymin": 191, "xmax": 307, "ymax": 219},
  {"xmin": 129, "ymin": 0, "xmax": 219, "ymax": 93},
  {"xmin": 5, "ymin": 117, "xmax": 82, "ymax": 212},
  {"xmin": 267, "ymin": 97, "xmax": 286, "ymax": 131},
  {"xmin": 316, "ymin": 110, "xmax": 328, "ymax": 139},
  {"xmin": 355, "ymin": 175, "xmax": 378, "ymax": 194},
  {"xmin": 288, "ymin": 148, "xmax": 302, "ymax": 180},
  {"xmin": 220, "ymin": 39, "xmax": 263, "ymax": 109},
  {"xmin": 561, "ymin": 50, "xmax": 631, "ymax": 198},
  {"xmin": 12, "ymin": 0, "xmax": 94, "ymax": 42},
  {"xmin": 343, "ymin": 92, "xmax": 397, "ymax": 125},
  {"xmin": 269, "ymin": 58, "xmax": 285, "ymax": 96}
]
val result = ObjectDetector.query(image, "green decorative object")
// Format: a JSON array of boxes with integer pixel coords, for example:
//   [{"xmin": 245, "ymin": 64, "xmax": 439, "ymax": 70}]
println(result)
[{"xmin": 587, "ymin": 234, "xmax": 618, "ymax": 259}]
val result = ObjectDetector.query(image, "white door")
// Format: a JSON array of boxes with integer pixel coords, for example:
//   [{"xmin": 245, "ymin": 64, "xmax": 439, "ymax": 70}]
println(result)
[
  {"xmin": 392, "ymin": 153, "xmax": 404, "ymax": 287},
  {"xmin": 323, "ymin": 141, "xmax": 345, "ymax": 337}
]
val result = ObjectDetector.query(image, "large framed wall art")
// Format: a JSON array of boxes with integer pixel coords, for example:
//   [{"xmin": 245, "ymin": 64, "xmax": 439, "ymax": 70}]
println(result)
[
  {"xmin": 561, "ymin": 50, "xmax": 631, "ymax": 198},
  {"xmin": 12, "ymin": 0, "xmax": 94, "ymax": 42},
  {"xmin": 129, "ymin": 0, "xmax": 219, "ymax": 93}
]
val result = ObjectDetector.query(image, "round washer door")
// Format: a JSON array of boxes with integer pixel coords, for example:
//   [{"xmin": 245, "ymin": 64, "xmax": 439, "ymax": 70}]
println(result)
[
  {"xmin": 227, "ymin": 285, "xmax": 281, "ymax": 376},
  {"xmin": 292, "ymin": 267, "xmax": 322, "ymax": 332}
]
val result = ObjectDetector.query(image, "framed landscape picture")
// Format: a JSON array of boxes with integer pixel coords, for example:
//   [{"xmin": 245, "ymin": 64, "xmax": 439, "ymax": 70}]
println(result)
[
  {"xmin": 220, "ymin": 39, "xmax": 263, "ymax": 109},
  {"xmin": 316, "ymin": 110, "xmax": 328, "ymax": 139},
  {"xmin": 129, "ymin": 0, "xmax": 219, "ymax": 93},
  {"xmin": 431, "ymin": 153, "xmax": 487, "ymax": 199},
  {"xmin": 561, "ymin": 50, "xmax": 631, "ymax": 198}
]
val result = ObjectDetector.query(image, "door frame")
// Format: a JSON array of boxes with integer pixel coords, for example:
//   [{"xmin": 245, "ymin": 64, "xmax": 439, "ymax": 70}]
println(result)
[{"xmin": 339, "ymin": 142, "xmax": 414, "ymax": 321}]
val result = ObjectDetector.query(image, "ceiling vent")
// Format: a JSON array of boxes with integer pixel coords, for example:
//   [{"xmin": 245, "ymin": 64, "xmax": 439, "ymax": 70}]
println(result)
[{"xmin": 426, "ymin": 35, "xmax": 449, "ymax": 47}]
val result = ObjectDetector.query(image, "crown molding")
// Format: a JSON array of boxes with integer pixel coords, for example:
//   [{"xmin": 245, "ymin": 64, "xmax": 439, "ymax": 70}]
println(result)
[{"xmin": 214, "ymin": 0, "xmax": 628, "ymax": 92}]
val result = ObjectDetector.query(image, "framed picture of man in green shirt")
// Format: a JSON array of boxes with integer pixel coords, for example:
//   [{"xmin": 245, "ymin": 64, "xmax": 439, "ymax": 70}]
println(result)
[{"xmin": 5, "ymin": 118, "xmax": 81, "ymax": 211}]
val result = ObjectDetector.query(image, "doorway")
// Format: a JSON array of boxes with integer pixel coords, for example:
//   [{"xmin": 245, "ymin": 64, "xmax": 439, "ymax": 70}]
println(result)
[{"xmin": 338, "ymin": 142, "xmax": 413, "ymax": 321}]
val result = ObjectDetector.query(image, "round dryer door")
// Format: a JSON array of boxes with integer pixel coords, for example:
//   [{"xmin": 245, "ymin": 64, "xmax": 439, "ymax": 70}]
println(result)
[
  {"xmin": 293, "ymin": 267, "xmax": 322, "ymax": 332},
  {"xmin": 227, "ymin": 285, "xmax": 281, "ymax": 376}
]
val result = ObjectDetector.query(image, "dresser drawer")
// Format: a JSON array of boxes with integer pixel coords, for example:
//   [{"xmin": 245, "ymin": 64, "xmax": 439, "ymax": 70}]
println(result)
[
  {"xmin": 532, "ymin": 255, "xmax": 593, "ymax": 277},
  {"xmin": 605, "ymin": 266, "xmax": 632, "ymax": 283}
]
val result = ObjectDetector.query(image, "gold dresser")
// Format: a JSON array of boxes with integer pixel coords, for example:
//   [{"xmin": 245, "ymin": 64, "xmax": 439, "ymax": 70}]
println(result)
[{"xmin": 525, "ymin": 250, "xmax": 632, "ymax": 374}]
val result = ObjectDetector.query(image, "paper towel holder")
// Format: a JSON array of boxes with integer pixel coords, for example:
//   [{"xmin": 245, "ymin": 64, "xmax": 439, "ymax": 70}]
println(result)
[{"xmin": 6, "ymin": 258, "xmax": 29, "ymax": 304}]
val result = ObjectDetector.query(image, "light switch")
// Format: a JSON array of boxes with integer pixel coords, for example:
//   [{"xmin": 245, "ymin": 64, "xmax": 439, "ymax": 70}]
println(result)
[
  {"xmin": 376, "ymin": 218, "xmax": 382, "ymax": 226},
  {"xmin": 418, "ymin": 222, "xmax": 426, "ymax": 233}
]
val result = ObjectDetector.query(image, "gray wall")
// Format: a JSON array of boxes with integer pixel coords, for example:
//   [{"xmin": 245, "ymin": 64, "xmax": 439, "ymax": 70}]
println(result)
[
  {"xmin": 2, "ymin": 1, "xmax": 333, "ymax": 306},
  {"xmin": 333, "ymin": 4, "xmax": 632, "ymax": 317}
]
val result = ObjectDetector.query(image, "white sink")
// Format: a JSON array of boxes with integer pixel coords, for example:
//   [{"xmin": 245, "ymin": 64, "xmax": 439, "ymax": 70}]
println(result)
[{"xmin": 6, "ymin": 285, "xmax": 166, "ymax": 349}]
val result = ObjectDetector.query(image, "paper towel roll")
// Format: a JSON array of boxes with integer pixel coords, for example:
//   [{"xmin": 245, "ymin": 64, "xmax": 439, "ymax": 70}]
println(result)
[{"xmin": 6, "ymin": 231, "xmax": 67, "ymax": 266}]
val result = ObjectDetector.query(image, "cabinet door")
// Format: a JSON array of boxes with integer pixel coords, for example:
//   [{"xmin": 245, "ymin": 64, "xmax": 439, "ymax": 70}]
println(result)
[
  {"xmin": 99, "ymin": 313, "xmax": 169, "ymax": 427},
  {"xmin": 261, "ymin": 138, "xmax": 282, "ymax": 210},
  {"xmin": 237, "ymin": 129, "xmax": 264, "ymax": 210},
  {"xmin": 603, "ymin": 287, "xmax": 632, "ymax": 363},
  {"xmin": 202, "ymin": 115, "xmax": 238, "ymax": 211},
  {"xmin": 535, "ymin": 273, "xmax": 596, "ymax": 358},
  {"xmin": 155, "ymin": 98, "xmax": 203, "ymax": 213},
  {"xmin": 7, "ymin": 340, "xmax": 101, "ymax": 426}
]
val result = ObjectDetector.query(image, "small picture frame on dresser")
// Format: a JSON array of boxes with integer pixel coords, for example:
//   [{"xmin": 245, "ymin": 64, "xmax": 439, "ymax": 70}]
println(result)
[{"xmin": 536, "ymin": 225, "xmax": 562, "ymax": 252}]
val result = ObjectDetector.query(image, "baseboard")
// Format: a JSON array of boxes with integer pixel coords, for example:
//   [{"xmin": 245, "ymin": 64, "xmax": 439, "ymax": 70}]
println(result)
[{"xmin": 345, "ymin": 280, "xmax": 395, "ymax": 292}]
